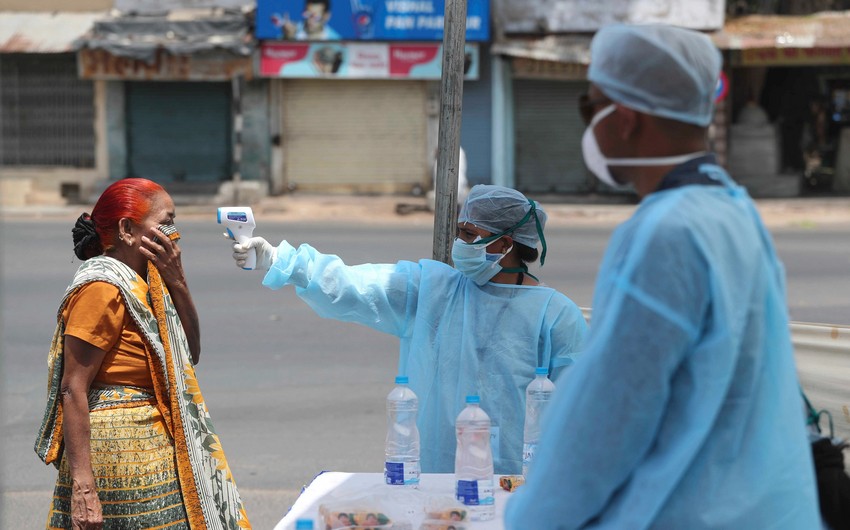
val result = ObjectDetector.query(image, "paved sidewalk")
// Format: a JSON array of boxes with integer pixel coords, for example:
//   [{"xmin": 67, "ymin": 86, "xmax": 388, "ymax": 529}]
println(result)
[
  {"xmin": 2, "ymin": 193, "xmax": 849, "ymax": 228},
  {"xmin": 204, "ymin": 193, "xmax": 850, "ymax": 228}
]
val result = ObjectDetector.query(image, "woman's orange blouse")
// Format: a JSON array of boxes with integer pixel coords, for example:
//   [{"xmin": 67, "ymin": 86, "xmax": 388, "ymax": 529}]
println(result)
[{"xmin": 62, "ymin": 281, "xmax": 154, "ymax": 389}]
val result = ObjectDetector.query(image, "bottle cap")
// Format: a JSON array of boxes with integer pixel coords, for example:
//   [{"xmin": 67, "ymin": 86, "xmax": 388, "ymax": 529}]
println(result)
[
  {"xmin": 395, "ymin": 375, "xmax": 409, "ymax": 384},
  {"xmin": 465, "ymin": 395, "xmax": 480, "ymax": 404},
  {"xmin": 535, "ymin": 367, "xmax": 548, "ymax": 375},
  {"xmin": 295, "ymin": 519, "xmax": 314, "ymax": 530}
]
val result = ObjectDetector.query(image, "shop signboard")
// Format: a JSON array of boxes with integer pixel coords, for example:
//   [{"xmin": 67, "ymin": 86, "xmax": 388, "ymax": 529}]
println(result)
[
  {"xmin": 511, "ymin": 57, "xmax": 588, "ymax": 81},
  {"xmin": 78, "ymin": 48, "xmax": 253, "ymax": 80},
  {"xmin": 259, "ymin": 41, "xmax": 479, "ymax": 79},
  {"xmin": 255, "ymin": 0, "xmax": 489, "ymax": 42},
  {"xmin": 740, "ymin": 47, "xmax": 850, "ymax": 66}
]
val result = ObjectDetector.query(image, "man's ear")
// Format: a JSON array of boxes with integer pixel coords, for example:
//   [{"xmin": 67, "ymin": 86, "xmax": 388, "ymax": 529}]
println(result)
[{"xmin": 616, "ymin": 105, "xmax": 640, "ymax": 141}]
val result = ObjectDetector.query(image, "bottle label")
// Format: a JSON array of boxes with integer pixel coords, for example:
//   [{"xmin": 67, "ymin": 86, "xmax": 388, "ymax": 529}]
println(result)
[
  {"xmin": 385, "ymin": 461, "xmax": 420, "ymax": 486},
  {"xmin": 456, "ymin": 479, "xmax": 495, "ymax": 506}
]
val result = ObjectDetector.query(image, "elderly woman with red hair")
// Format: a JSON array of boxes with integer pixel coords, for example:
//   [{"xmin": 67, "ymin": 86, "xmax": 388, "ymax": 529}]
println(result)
[{"xmin": 35, "ymin": 178, "xmax": 250, "ymax": 529}]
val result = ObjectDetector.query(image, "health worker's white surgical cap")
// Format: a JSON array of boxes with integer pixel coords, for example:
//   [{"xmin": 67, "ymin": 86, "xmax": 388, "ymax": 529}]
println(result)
[
  {"xmin": 588, "ymin": 24, "xmax": 722, "ymax": 127},
  {"xmin": 458, "ymin": 185, "xmax": 546, "ymax": 248}
]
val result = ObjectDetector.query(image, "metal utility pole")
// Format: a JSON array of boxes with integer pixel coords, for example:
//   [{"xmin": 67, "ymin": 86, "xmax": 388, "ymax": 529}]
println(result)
[{"xmin": 431, "ymin": 0, "xmax": 468, "ymax": 264}]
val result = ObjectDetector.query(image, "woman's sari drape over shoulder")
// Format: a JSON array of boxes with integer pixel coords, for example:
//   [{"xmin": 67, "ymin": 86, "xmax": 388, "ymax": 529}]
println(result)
[{"xmin": 35, "ymin": 256, "xmax": 250, "ymax": 529}]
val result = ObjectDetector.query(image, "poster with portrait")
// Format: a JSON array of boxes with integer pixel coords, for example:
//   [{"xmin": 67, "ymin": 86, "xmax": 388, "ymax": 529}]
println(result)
[{"xmin": 256, "ymin": 0, "xmax": 490, "ymax": 42}]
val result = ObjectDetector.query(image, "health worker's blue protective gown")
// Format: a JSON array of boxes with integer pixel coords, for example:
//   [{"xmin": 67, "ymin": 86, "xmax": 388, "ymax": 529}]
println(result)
[
  {"xmin": 505, "ymin": 159, "xmax": 820, "ymax": 529},
  {"xmin": 262, "ymin": 244, "xmax": 587, "ymax": 474}
]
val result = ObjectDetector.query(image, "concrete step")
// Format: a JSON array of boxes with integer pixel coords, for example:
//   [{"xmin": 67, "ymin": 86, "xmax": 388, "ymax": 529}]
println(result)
[
  {"xmin": 27, "ymin": 189, "xmax": 67, "ymax": 207},
  {"xmin": 738, "ymin": 173, "xmax": 801, "ymax": 199},
  {"xmin": 0, "ymin": 179, "xmax": 33, "ymax": 207}
]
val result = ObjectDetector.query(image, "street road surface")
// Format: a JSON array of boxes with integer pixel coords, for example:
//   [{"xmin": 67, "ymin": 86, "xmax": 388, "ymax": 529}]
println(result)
[{"xmin": 2, "ymin": 218, "xmax": 848, "ymax": 528}]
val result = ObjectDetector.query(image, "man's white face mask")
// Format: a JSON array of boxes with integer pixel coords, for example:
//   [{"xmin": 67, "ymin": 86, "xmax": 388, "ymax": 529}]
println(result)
[
  {"xmin": 581, "ymin": 104, "xmax": 708, "ymax": 189},
  {"xmin": 581, "ymin": 105, "xmax": 624, "ymax": 189}
]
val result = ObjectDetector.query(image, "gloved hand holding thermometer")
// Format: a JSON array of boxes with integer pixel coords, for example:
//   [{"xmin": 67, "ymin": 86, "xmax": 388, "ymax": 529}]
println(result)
[{"xmin": 218, "ymin": 207, "xmax": 276, "ymax": 271}]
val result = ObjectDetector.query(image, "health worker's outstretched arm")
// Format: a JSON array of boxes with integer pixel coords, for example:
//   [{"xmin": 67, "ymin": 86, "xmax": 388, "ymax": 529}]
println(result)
[{"xmin": 262, "ymin": 241, "xmax": 421, "ymax": 337}]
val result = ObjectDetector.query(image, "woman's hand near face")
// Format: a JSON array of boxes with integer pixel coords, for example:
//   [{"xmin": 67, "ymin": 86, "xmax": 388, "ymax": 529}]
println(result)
[
  {"xmin": 139, "ymin": 228, "xmax": 186, "ymax": 289},
  {"xmin": 140, "ymin": 227, "xmax": 202, "ymax": 364}
]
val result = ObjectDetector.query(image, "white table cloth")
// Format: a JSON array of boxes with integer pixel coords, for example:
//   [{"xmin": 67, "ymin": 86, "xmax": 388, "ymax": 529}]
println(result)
[{"xmin": 275, "ymin": 472, "xmax": 514, "ymax": 530}]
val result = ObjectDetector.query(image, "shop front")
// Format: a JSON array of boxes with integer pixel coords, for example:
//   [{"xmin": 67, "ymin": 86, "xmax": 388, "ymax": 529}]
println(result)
[
  {"xmin": 75, "ymin": 10, "xmax": 265, "ymax": 195},
  {"xmin": 510, "ymin": 58, "xmax": 590, "ymax": 194},
  {"xmin": 714, "ymin": 12, "xmax": 850, "ymax": 196},
  {"xmin": 0, "ymin": 12, "xmax": 105, "ymax": 206},
  {"xmin": 491, "ymin": 37, "xmax": 612, "ymax": 195},
  {"xmin": 261, "ymin": 41, "xmax": 480, "ymax": 193},
  {"xmin": 256, "ymin": 0, "xmax": 489, "ymax": 195}
]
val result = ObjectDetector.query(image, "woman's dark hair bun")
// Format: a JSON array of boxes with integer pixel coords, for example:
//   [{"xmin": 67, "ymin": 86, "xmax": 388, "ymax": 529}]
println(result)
[{"xmin": 72, "ymin": 213, "xmax": 101, "ymax": 260}]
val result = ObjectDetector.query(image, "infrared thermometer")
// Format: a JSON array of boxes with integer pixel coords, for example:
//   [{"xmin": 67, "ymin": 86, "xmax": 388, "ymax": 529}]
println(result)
[{"xmin": 217, "ymin": 207, "xmax": 257, "ymax": 270}]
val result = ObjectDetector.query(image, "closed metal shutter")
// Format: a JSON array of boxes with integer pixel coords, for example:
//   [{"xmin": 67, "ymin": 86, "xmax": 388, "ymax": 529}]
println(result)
[
  {"xmin": 282, "ymin": 80, "xmax": 427, "ymax": 191},
  {"xmin": 460, "ymin": 44, "xmax": 492, "ymax": 186},
  {"xmin": 0, "ymin": 54, "xmax": 94, "ymax": 167},
  {"xmin": 513, "ymin": 79, "xmax": 589, "ymax": 193},
  {"xmin": 126, "ymin": 82, "xmax": 231, "ymax": 184}
]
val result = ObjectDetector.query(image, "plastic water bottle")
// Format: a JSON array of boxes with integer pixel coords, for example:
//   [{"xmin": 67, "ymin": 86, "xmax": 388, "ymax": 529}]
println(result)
[
  {"xmin": 384, "ymin": 375, "xmax": 420, "ymax": 487},
  {"xmin": 522, "ymin": 367, "xmax": 556, "ymax": 478},
  {"xmin": 294, "ymin": 519, "xmax": 313, "ymax": 530},
  {"xmin": 454, "ymin": 395, "xmax": 495, "ymax": 521}
]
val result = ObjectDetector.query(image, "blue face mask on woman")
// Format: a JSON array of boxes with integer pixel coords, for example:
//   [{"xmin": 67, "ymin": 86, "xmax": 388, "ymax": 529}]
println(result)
[{"xmin": 451, "ymin": 237, "xmax": 511, "ymax": 286}]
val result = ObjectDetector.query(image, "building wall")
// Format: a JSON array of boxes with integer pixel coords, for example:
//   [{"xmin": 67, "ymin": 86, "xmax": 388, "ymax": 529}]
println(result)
[
  {"xmin": 240, "ymin": 79, "xmax": 271, "ymax": 184},
  {"xmin": 496, "ymin": 0, "xmax": 725, "ymax": 32},
  {"xmin": 105, "ymin": 81, "xmax": 126, "ymax": 182},
  {"xmin": 2, "ymin": 0, "xmax": 111, "ymax": 10},
  {"xmin": 0, "ymin": 54, "xmax": 107, "ymax": 206},
  {"xmin": 114, "ymin": 0, "xmax": 250, "ymax": 13},
  {"xmin": 1, "ymin": 0, "xmax": 250, "ymax": 14}
]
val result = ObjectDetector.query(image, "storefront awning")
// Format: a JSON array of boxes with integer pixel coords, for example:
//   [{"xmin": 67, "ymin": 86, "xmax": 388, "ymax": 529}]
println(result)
[
  {"xmin": 712, "ymin": 10, "xmax": 850, "ymax": 50},
  {"xmin": 0, "ymin": 12, "xmax": 105, "ymax": 53},
  {"xmin": 496, "ymin": 12, "xmax": 850, "ymax": 67},
  {"xmin": 491, "ymin": 35, "xmax": 591, "ymax": 80},
  {"xmin": 492, "ymin": 35, "xmax": 592, "ymax": 65},
  {"xmin": 77, "ymin": 8, "xmax": 254, "ymax": 63}
]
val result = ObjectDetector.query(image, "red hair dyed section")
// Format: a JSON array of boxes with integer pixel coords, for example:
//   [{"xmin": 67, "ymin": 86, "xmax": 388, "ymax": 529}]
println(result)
[{"xmin": 90, "ymin": 178, "xmax": 166, "ymax": 253}]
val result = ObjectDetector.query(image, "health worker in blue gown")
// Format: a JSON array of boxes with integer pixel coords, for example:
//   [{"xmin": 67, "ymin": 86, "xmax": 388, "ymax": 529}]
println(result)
[
  {"xmin": 229, "ymin": 185, "xmax": 587, "ymax": 474},
  {"xmin": 504, "ymin": 24, "xmax": 821, "ymax": 530}
]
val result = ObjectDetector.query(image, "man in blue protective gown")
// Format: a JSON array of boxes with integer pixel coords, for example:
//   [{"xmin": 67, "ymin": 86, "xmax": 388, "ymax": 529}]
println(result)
[
  {"xmin": 229, "ymin": 185, "xmax": 587, "ymax": 475},
  {"xmin": 505, "ymin": 24, "xmax": 821, "ymax": 529}
]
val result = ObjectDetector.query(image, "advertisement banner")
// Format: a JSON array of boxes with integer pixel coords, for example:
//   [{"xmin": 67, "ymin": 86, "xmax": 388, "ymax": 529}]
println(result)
[
  {"xmin": 259, "ymin": 41, "xmax": 479, "ymax": 79},
  {"xmin": 256, "ymin": 0, "xmax": 489, "ymax": 42}
]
